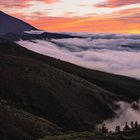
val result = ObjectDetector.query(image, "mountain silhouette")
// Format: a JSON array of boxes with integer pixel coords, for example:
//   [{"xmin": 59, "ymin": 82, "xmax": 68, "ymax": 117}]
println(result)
[
  {"xmin": 0, "ymin": 11, "xmax": 37, "ymax": 35},
  {"xmin": 0, "ymin": 11, "xmax": 80, "ymax": 40}
]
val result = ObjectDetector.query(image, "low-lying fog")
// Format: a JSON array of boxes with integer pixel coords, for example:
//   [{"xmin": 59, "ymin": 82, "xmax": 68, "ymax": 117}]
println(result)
[
  {"xmin": 18, "ymin": 32, "xmax": 140, "ymax": 79},
  {"xmin": 99, "ymin": 100, "xmax": 140, "ymax": 131}
]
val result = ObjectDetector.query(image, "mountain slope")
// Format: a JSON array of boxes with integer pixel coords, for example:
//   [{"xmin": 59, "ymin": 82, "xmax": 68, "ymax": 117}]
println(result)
[
  {"xmin": 12, "ymin": 41, "xmax": 140, "ymax": 101},
  {"xmin": 42, "ymin": 58, "xmax": 140, "ymax": 101},
  {"xmin": 0, "ymin": 11, "xmax": 37, "ymax": 35},
  {"xmin": 0, "ymin": 41, "xmax": 140, "ymax": 139},
  {"xmin": 0, "ymin": 102, "xmax": 62, "ymax": 140},
  {"xmin": 0, "ymin": 41, "xmax": 116, "ymax": 132}
]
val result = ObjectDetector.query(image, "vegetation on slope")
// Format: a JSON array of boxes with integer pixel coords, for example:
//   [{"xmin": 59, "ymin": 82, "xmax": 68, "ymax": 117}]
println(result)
[
  {"xmin": 0, "ymin": 42, "xmax": 116, "ymax": 132},
  {"xmin": 40, "ymin": 129, "xmax": 140, "ymax": 140},
  {"xmin": 0, "ymin": 41, "xmax": 140, "ymax": 139},
  {"xmin": 0, "ymin": 100, "xmax": 62, "ymax": 140},
  {"xmin": 40, "ymin": 123, "xmax": 140, "ymax": 140},
  {"xmin": 5, "ymin": 41, "xmax": 140, "ymax": 101}
]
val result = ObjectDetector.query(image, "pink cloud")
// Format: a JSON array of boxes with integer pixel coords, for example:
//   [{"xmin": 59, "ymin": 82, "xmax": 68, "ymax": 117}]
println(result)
[
  {"xmin": 96, "ymin": 0, "xmax": 140, "ymax": 7},
  {"xmin": 0, "ymin": 0, "xmax": 60, "ymax": 8},
  {"xmin": 41, "ymin": 0, "xmax": 60, "ymax": 3}
]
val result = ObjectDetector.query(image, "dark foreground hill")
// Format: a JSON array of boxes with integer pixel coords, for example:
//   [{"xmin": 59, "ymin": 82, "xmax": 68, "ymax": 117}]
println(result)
[
  {"xmin": 0, "ymin": 41, "xmax": 140, "ymax": 139},
  {"xmin": 0, "ymin": 41, "xmax": 116, "ymax": 134},
  {"xmin": 40, "ymin": 128, "xmax": 140, "ymax": 140},
  {"xmin": 0, "ymin": 101, "xmax": 62, "ymax": 140}
]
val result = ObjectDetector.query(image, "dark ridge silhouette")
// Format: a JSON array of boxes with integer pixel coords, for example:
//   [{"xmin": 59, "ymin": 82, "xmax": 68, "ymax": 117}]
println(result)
[
  {"xmin": 0, "ymin": 11, "xmax": 37, "ymax": 35},
  {"xmin": 0, "ymin": 101, "xmax": 63, "ymax": 140},
  {"xmin": 0, "ymin": 11, "xmax": 81, "ymax": 40},
  {"xmin": 0, "ymin": 32, "xmax": 81, "ymax": 41}
]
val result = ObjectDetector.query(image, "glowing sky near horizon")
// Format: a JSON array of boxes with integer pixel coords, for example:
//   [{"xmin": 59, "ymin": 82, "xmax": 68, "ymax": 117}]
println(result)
[{"xmin": 0, "ymin": 0, "xmax": 140, "ymax": 33}]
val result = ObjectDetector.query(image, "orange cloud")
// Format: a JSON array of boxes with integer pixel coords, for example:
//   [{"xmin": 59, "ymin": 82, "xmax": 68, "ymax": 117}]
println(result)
[
  {"xmin": 22, "ymin": 15, "xmax": 140, "ymax": 34},
  {"xmin": 1, "ymin": 0, "xmax": 140, "ymax": 34},
  {"xmin": 97, "ymin": 0, "xmax": 140, "ymax": 7},
  {"xmin": 113, "ymin": 8, "xmax": 140, "ymax": 18}
]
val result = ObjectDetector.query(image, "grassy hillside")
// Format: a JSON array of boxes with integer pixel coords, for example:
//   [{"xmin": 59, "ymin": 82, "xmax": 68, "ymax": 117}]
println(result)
[
  {"xmin": 0, "ymin": 101, "xmax": 62, "ymax": 140},
  {"xmin": 0, "ymin": 41, "xmax": 140, "ymax": 139},
  {"xmin": 1, "ymin": 42, "xmax": 140, "ymax": 101},
  {"xmin": 32, "ymin": 54, "xmax": 140, "ymax": 102},
  {"xmin": 0, "ymin": 42, "xmax": 116, "ymax": 131},
  {"xmin": 40, "ymin": 129, "xmax": 140, "ymax": 140}
]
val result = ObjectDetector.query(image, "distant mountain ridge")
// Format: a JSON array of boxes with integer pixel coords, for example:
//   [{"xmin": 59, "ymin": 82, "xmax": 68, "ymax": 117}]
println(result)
[
  {"xmin": 0, "ymin": 11, "xmax": 37, "ymax": 35},
  {"xmin": 0, "ymin": 11, "xmax": 80, "ymax": 40}
]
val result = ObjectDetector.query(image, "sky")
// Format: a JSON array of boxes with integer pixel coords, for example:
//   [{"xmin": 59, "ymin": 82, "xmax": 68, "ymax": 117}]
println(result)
[{"xmin": 1, "ymin": 0, "xmax": 140, "ymax": 33}]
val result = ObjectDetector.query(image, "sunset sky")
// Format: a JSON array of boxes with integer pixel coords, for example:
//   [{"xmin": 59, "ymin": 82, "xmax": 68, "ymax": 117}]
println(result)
[{"xmin": 1, "ymin": 0, "xmax": 140, "ymax": 34}]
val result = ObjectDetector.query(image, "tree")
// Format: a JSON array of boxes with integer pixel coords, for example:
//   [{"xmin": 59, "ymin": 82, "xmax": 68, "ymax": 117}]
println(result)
[
  {"xmin": 130, "ymin": 121, "xmax": 134, "ymax": 129},
  {"xmin": 134, "ymin": 121, "xmax": 138, "ymax": 129},
  {"xmin": 115, "ymin": 125, "xmax": 121, "ymax": 133},
  {"xmin": 101, "ymin": 123, "xmax": 108, "ymax": 134},
  {"xmin": 123, "ymin": 122, "xmax": 129, "ymax": 131}
]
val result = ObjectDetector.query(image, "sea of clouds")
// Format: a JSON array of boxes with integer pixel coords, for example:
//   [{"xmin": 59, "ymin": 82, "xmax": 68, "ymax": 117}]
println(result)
[{"xmin": 17, "ymin": 32, "xmax": 140, "ymax": 79}]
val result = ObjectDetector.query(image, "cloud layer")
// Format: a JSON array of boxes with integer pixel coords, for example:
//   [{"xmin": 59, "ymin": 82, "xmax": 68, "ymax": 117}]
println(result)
[
  {"xmin": 99, "ymin": 100, "xmax": 140, "ymax": 131},
  {"xmin": 18, "ymin": 32, "xmax": 140, "ymax": 79}
]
